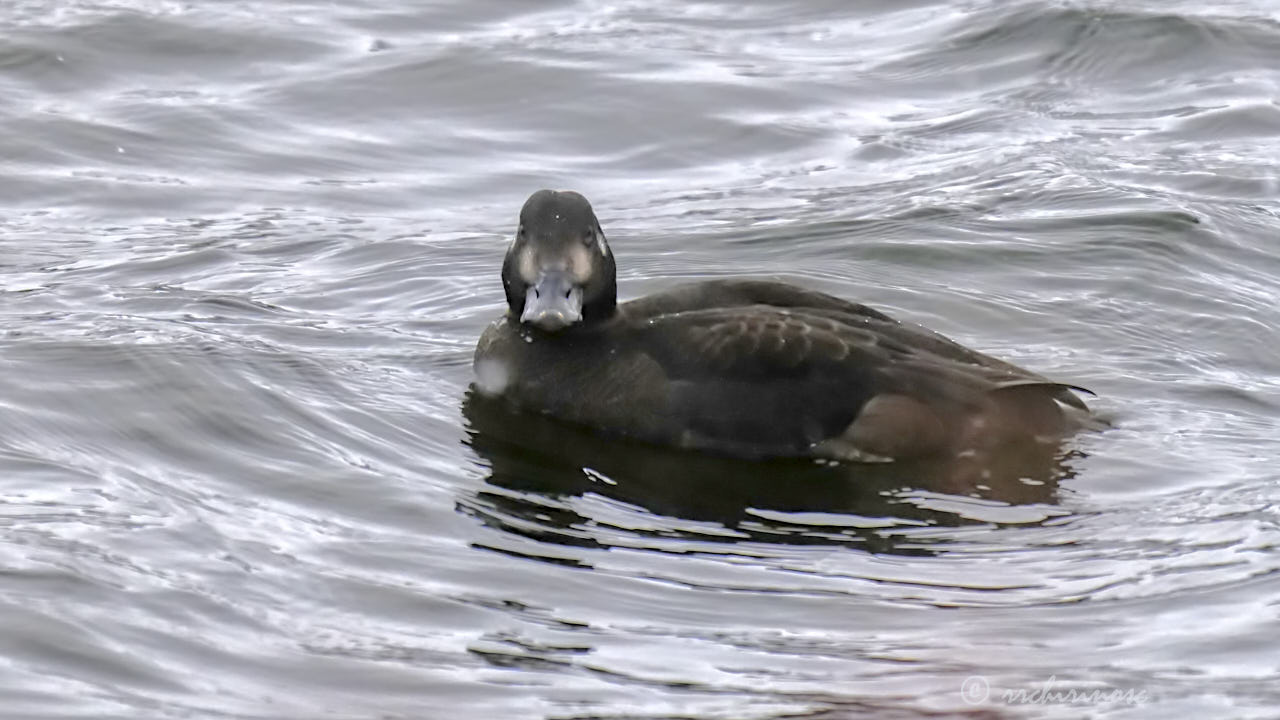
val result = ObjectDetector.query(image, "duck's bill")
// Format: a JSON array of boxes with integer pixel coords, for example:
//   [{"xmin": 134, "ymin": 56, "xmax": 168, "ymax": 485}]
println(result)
[{"xmin": 521, "ymin": 271, "xmax": 583, "ymax": 331}]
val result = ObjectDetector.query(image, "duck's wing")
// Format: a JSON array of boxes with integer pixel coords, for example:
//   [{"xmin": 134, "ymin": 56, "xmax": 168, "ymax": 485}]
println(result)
[
  {"xmin": 789, "ymin": 306, "xmax": 1094, "ymax": 410},
  {"xmin": 637, "ymin": 305, "xmax": 1087, "ymax": 408},
  {"xmin": 628, "ymin": 307, "xmax": 889, "ymax": 453},
  {"xmin": 631, "ymin": 305, "xmax": 1087, "ymax": 457},
  {"xmin": 631, "ymin": 279, "xmax": 1094, "ymax": 410},
  {"xmin": 637, "ymin": 306, "xmax": 889, "ymax": 378}
]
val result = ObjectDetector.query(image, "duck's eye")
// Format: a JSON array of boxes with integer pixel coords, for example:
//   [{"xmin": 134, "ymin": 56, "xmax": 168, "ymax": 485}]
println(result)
[
  {"xmin": 581, "ymin": 229, "xmax": 596, "ymax": 246},
  {"xmin": 517, "ymin": 224, "xmax": 525, "ymax": 237}
]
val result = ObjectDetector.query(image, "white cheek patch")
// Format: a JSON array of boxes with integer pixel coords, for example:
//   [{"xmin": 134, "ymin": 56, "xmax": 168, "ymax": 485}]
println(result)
[
  {"xmin": 518, "ymin": 246, "xmax": 537, "ymax": 284},
  {"xmin": 569, "ymin": 245, "xmax": 594, "ymax": 284}
]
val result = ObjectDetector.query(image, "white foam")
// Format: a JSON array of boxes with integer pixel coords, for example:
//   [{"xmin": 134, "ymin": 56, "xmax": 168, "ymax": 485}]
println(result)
[{"xmin": 474, "ymin": 357, "xmax": 511, "ymax": 396}]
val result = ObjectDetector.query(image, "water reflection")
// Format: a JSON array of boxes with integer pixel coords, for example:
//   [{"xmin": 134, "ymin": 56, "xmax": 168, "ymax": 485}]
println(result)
[{"xmin": 460, "ymin": 390, "xmax": 1081, "ymax": 557}]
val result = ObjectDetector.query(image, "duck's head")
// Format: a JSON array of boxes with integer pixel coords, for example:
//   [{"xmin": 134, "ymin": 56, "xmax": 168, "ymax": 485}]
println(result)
[{"xmin": 502, "ymin": 189, "xmax": 617, "ymax": 332}]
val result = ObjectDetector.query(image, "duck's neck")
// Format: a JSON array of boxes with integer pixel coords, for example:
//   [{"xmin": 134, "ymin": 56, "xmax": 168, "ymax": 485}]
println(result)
[{"xmin": 581, "ymin": 293, "xmax": 617, "ymax": 325}]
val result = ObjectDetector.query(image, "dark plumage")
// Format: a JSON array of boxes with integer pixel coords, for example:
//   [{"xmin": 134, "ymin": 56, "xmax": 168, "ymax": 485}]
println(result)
[{"xmin": 473, "ymin": 189, "xmax": 1095, "ymax": 462}]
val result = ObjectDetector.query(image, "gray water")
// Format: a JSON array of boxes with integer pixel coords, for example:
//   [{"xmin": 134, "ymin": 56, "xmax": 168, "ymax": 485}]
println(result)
[{"xmin": 2, "ymin": 1, "xmax": 1279, "ymax": 718}]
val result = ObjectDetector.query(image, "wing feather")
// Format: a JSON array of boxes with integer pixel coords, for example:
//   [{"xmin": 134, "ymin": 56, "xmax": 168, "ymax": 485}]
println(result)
[
  {"xmin": 636, "ymin": 302, "xmax": 1090, "ymax": 411},
  {"xmin": 647, "ymin": 307, "xmax": 887, "ymax": 379}
]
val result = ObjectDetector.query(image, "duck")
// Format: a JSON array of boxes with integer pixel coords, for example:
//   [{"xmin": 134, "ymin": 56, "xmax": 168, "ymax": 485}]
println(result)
[{"xmin": 472, "ymin": 189, "xmax": 1095, "ymax": 462}]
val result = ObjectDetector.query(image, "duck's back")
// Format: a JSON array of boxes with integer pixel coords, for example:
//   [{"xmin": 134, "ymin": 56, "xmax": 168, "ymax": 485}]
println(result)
[{"xmin": 624, "ymin": 280, "xmax": 1084, "ymax": 392}]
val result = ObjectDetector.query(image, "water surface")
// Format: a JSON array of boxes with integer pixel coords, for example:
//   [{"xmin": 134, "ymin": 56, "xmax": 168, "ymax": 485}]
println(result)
[{"xmin": 2, "ymin": 1, "xmax": 1279, "ymax": 718}]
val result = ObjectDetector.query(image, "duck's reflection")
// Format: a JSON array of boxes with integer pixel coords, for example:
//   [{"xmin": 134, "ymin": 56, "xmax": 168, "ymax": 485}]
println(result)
[{"xmin": 460, "ymin": 390, "xmax": 1080, "ymax": 556}]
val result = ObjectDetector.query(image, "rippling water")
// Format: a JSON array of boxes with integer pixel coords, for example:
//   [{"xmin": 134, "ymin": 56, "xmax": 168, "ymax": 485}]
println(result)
[{"xmin": 2, "ymin": 1, "xmax": 1279, "ymax": 718}]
